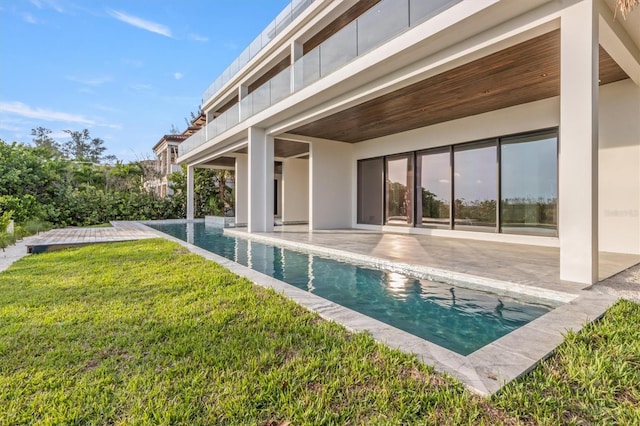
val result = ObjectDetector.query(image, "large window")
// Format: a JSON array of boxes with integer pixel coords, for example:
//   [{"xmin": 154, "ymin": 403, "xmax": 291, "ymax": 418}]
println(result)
[
  {"xmin": 356, "ymin": 129, "xmax": 558, "ymax": 238},
  {"xmin": 454, "ymin": 142, "xmax": 497, "ymax": 231},
  {"xmin": 416, "ymin": 149, "xmax": 451, "ymax": 227},
  {"xmin": 357, "ymin": 158, "xmax": 384, "ymax": 225},
  {"xmin": 500, "ymin": 132, "xmax": 558, "ymax": 236},
  {"xmin": 385, "ymin": 155, "xmax": 413, "ymax": 225}
]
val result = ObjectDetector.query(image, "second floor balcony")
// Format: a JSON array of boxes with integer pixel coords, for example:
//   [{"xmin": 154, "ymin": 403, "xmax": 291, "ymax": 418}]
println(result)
[{"xmin": 180, "ymin": 0, "xmax": 462, "ymax": 158}]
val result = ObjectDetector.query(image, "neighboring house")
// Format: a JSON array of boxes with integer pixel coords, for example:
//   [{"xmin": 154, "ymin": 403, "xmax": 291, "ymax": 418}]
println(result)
[
  {"xmin": 150, "ymin": 114, "xmax": 206, "ymax": 197},
  {"xmin": 176, "ymin": 0, "xmax": 640, "ymax": 285}
]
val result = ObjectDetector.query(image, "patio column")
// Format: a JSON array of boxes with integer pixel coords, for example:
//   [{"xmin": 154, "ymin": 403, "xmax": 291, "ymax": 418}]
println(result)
[
  {"xmin": 186, "ymin": 164, "xmax": 195, "ymax": 221},
  {"xmin": 559, "ymin": 0, "xmax": 599, "ymax": 284},
  {"xmin": 235, "ymin": 154, "xmax": 248, "ymax": 227},
  {"xmin": 309, "ymin": 139, "xmax": 352, "ymax": 230},
  {"xmin": 248, "ymin": 127, "xmax": 274, "ymax": 233}
]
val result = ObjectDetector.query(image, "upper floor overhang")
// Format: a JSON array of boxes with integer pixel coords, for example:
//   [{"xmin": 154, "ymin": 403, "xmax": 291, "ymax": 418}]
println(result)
[{"xmin": 178, "ymin": 0, "xmax": 640, "ymax": 166}]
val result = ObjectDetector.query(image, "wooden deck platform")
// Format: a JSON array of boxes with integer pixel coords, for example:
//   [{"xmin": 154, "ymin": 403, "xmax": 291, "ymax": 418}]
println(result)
[{"xmin": 26, "ymin": 222, "xmax": 156, "ymax": 254}]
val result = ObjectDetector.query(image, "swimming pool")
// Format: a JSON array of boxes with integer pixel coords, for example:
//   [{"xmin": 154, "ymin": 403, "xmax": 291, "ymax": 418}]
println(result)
[{"xmin": 147, "ymin": 222, "xmax": 557, "ymax": 356}]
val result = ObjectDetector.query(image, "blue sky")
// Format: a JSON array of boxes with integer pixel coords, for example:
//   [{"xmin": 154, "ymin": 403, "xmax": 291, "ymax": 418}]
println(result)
[{"xmin": 0, "ymin": 0, "xmax": 290, "ymax": 161}]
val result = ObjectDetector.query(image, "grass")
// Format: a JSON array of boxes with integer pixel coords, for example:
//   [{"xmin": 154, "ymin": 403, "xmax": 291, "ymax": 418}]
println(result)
[
  {"xmin": 494, "ymin": 300, "xmax": 640, "ymax": 424},
  {"xmin": 0, "ymin": 239, "xmax": 638, "ymax": 425}
]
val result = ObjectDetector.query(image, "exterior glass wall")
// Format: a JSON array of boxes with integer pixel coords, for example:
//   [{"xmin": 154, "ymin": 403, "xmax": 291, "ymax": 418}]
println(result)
[
  {"xmin": 416, "ymin": 149, "xmax": 451, "ymax": 227},
  {"xmin": 356, "ymin": 129, "xmax": 558, "ymax": 237},
  {"xmin": 385, "ymin": 155, "xmax": 413, "ymax": 225},
  {"xmin": 453, "ymin": 142, "xmax": 497, "ymax": 231},
  {"xmin": 357, "ymin": 158, "xmax": 384, "ymax": 225},
  {"xmin": 500, "ymin": 132, "xmax": 558, "ymax": 236}
]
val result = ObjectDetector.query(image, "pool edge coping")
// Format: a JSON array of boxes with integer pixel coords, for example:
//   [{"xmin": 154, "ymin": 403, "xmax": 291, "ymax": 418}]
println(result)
[{"xmin": 137, "ymin": 221, "xmax": 619, "ymax": 396}]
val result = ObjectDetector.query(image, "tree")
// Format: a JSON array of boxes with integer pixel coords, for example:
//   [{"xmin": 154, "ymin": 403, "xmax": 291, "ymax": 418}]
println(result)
[
  {"xmin": 31, "ymin": 127, "xmax": 61, "ymax": 155},
  {"xmin": 167, "ymin": 167, "xmax": 234, "ymax": 218},
  {"xmin": 168, "ymin": 124, "xmax": 181, "ymax": 134},
  {"xmin": 61, "ymin": 129, "xmax": 113, "ymax": 163}
]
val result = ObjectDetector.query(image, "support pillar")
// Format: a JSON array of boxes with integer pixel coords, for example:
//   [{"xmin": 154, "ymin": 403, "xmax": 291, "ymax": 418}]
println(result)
[
  {"xmin": 309, "ymin": 139, "xmax": 352, "ymax": 230},
  {"xmin": 235, "ymin": 154, "xmax": 248, "ymax": 227},
  {"xmin": 559, "ymin": 0, "xmax": 599, "ymax": 284},
  {"xmin": 186, "ymin": 164, "xmax": 195, "ymax": 221},
  {"xmin": 248, "ymin": 127, "xmax": 274, "ymax": 232}
]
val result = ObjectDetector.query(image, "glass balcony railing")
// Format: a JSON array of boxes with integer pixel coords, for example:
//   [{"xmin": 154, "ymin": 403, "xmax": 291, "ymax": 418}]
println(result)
[
  {"xmin": 294, "ymin": 0, "xmax": 461, "ymax": 91},
  {"xmin": 179, "ymin": 128, "xmax": 206, "ymax": 156},
  {"xmin": 182, "ymin": 0, "xmax": 462, "ymax": 158},
  {"xmin": 240, "ymin": 66, "xmax": 291, "ymax": 121},
  {"xmin": 202, "ymin": 0, "xmax": 315, "ymax": 103}
]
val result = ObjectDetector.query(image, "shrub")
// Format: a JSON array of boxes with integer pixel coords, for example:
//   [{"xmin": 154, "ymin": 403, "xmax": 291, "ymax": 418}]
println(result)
[
  {"xmin": 0, "ymin": 195, "xmax": 42, "ymax": 223},
  {"xmin": 0, "ymin": 231, "xmax": 15, "ymax": 252},
  {"xmin": 23, "ymin": 219, "xmax": 53, "ymax": 235}
]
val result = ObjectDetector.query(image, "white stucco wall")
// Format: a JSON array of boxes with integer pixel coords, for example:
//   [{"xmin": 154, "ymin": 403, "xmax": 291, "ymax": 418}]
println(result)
[
  {"xmin": 310, "ymin": 139, "xmax": 352, "ymax": 229},
  {"xmin": 599, "ymin": 79, "xmax": 640, "ymax": 255},
  {"xmin": 282, "ymin": 158, "xmax": 309, "ymax": 223}
]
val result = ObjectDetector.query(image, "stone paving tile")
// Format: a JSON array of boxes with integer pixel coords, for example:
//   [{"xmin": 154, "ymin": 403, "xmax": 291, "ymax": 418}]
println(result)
[{"xmin": 25, "ymin": 222, "xmax": 156, "ymax": 253}]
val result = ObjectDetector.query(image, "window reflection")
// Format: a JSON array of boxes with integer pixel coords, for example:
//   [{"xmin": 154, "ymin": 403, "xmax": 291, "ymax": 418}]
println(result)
[
  {"xmin": 356, "ymin": 129, "xmax": 558, "ymax": 237},
  {"xmin": 386, "ymin": 155, "xmax": 413, "ymax": 225},
  {"xmin": 357, "ymin": 158, "xmax": 384, "ymax": 225},
  {"xmin": 416, "ymin": 149, "xmax": 450, "ymax": 227},
  {"xmin": 453, "ymin": 142, "xmax": 497, "ymax": 231},
  {"xmin": 501, "ymin": 133, "xmax": 558, "ymax": 236}
]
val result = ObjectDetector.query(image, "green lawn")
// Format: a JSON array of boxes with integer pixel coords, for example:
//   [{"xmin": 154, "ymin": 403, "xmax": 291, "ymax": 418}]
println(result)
[{"xmin": 0, "ymin": 239, "xmax": 638, "ymax": 425}]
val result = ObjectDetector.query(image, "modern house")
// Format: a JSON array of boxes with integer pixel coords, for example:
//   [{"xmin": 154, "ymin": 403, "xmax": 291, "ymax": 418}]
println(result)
[
  {"xmin": 150, "ymin": 114, "xmax": 206, "ymax": 197},
  {"xmin": 176, "ymin": 0, "xmax": 640, "ymax": 285}
]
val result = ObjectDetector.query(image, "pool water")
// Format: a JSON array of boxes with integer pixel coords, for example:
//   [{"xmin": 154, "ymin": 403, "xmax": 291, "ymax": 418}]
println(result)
[{"xmin": 148, "ymin": 222, "xmax": 557, "ymax": 356}]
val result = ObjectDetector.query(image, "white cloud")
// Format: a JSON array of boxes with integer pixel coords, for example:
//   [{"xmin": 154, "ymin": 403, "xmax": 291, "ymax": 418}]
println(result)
[
  {"xmin": 30, "ymin": 0, "xmax": 63, "ymax": 13},
  {"xmin": 173, "ymin": 72, "xmax": 184, "ymax": 80},
  {"xmin": 23, "ymin": 13, "xmax": 38, "ymax": 24},
  {"xmin": 0, "ymin": 123, "xmax": 22, "ymax": 132},
  {"xmin": 100, "ymin": 123, "xmax": 123, "ymax": 130},
  {"xmin": 129, "ymin": 83, "xmax": 152, "ymax": 91},
  {"xmin": 188, "ymin": 33, "xmax": 208, "ymax": 42},
  {"xmin": 66, "ymin": 75, "xmax": 113, "ymax": 86},
  {"xmin": 50, "ymin": 131, "xmax": 69, "ymax": 139},
  {"xmin": 92, "ymin": 104, "xmax": 121, "ymax": 113},
  {"xmin": 108, "ymin": 9, "xmax": 172, "ymax": 38},
  {"xmin": 0, "ymin": 101, "xmax": 94, "ymax": 125},
  {"xmin": 122, "ymin": 58, "xmax": 143, "ymax": 67}
]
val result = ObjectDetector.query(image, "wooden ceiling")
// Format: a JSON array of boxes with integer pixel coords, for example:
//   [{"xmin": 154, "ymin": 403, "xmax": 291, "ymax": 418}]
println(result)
[
  {"xmin": 289, "ymin": 30, "xmax": 629, "ymax": 143},
  {"xmin": 234, "ymin": 139, "xmax": 309, "ymax": 158},
  {"xmin": 205, "ymin": 157, "xmax": 235, "ymax": 167}
]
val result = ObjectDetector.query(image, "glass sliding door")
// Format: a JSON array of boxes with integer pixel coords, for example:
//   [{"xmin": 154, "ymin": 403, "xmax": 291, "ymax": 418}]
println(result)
[
  {"xmin": 500, "ymin": 132, "xmax": 558, "ymax": 236},
  {"xmin": 357, "ymin": 158, "xmax": 384, "ymax": 225},
  {"xmin": 416, "ymin": 149, "xmax": 451, "ymax": 227},
  {"xmin": 453, "ymin": 142, "xmax": 497, "ymax": 231},
  {"xmin": 385, "ymin": 154, "xmax": 414, "ymax": 225}
]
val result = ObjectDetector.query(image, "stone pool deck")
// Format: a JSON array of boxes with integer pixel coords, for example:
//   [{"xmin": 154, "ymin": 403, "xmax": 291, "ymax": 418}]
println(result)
[{"xmin": 2, "ymin": 220, "xmax": 638, "ymax": 396}]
